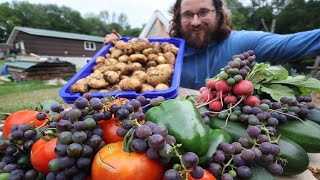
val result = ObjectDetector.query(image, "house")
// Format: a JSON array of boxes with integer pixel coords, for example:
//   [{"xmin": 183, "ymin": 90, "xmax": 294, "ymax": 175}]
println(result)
[
  {"xmin": 139, "ymin": 10, "xmax": 172, "ymax": 38},
  {"xmin": 6, "ymin": 26, "xmax": 104, "ymax": 58}
]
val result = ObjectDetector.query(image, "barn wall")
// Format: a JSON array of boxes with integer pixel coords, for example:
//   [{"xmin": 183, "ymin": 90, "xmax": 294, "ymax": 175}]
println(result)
[{"xmin": 14, "ymin": 32, "xmax": 103, "ymax": 57}]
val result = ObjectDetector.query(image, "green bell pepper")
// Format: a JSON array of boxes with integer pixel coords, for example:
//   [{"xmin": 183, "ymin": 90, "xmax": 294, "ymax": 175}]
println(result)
[{"xmin": 145, "ymin": 99, "xmax": 231, "ymax": 166}]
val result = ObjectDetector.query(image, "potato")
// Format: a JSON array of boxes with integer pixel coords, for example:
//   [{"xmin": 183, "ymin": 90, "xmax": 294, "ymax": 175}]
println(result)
[
  {"xmin": 120, "ymin": 75, "xmax": 129, "ymax": 80},
  {"xmin": 145, "ymin": 61, "xmax": 157, "ymax": 68},
  {"xmin": 142, "ymin": 48, "xmax": 155, "ymax": 57},
  {"xmin": 164, "ymin": 52, "xmax": 176, "ymax": 65},
  {"xmin": 140, "ymin": 83, "xmax": 155, "ymax": 93},
  {"xmin": 105, "ymin": 53, "xmax": 111, "ymax": 58},
  {"xmin": 115, "ymin": 40, "xmax": 128, "ymax": 50},
  {"xmin": 119, "ymin": 77, "xmax": 142, "ymax": 91},
  {"xmin": 88, "ymin": 78, "xmax": 108, "ymax": 89},
  {"xmin": 104, "ymin": 71, "xmax": 120, "ymax": 84},
  {"xmin": 132, "ymin": 70, "xmax": 148, "ymax": 83},
  {"xmin": 70, "ymin": 78, "xmax": 88, "ymax": 93},
  {"xmin": 111, "ymin": 49, "xmax": 123, "ymax": 59},
  {"xmin": 130, "ymin": 38, "xmax": 150, "ymax": 52},
  {"xmin": 150, "ymin": 42, "xmax": 162, "ymax": 54},
  {"xmin": 109, "ymin": 47, "xmax": 117, "ymax": 53},
  {"xmin": 114, "ymin": 62, "xmax": 127, "ymax": 72},
  {"xmin": 118, "ymin": 55, "xmax": 129, "ymax": 63},
  {"xmin": 129, "ymin": 54, "xmax": 147, "ymax": 64},
  {"xmin": 157, "ymin": 55, "xmax": 166, "ymax": 64},
  {"xmin": 147, "ymin": 64, "xmax": 173, "ymax": 87},
  {"xmin": 93, "ymin": 63, "xmax": 105, "ymax": 71},
  {"xmin": 95, "ymin": 56, "xmax": 106, "ymax": 64},
  {"xmin": 147, "ymin": 54, "xmax": 158, "ymax": 62},
  {"xmin": 90, "ymin": 70, "xmax": 104, "ymax": 79},
  {"xmin": 105, "ymin": 58, "xmax": 118, "ymax": 66},
  {"xmin": 162, "ymin": 43, "xmax": 179, "ymax": 54},
  {"xmin": 122, "ymin": 62, "xmax": 142, "ymax": 75},
  {"xmin": 155, "ymin": 83, "xmax": 169, "ymax": 90}
]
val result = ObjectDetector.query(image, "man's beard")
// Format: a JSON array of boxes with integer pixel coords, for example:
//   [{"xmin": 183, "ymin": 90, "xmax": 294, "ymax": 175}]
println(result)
[{"xmin": 181, "ymin": 24, "xmax": 217, "ymax": 49}]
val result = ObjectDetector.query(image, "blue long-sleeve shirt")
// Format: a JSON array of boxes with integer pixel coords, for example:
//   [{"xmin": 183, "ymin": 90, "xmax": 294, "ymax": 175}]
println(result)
[{"xmin": 180, "ymin": 29, "xmax": 320, "ymax": 90}]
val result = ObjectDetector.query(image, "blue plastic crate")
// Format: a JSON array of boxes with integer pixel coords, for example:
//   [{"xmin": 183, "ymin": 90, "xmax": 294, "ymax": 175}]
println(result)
[{"xmin": 59, "ymin": 37, "xmax": 185, "ymax": 104}]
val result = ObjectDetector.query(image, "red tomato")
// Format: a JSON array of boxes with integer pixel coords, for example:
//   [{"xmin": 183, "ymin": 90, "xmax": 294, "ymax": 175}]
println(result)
[
  {"xmin": 31, "ymin": 137, "xmax": 57, "ymax": 174},
  {"xmin": 189, "ymin": 169, "xmax": 216, "ymax": 180},
  {"xmin": 91, "ymin": 141, "xmax": 164, "ymax": 180},
  {"xmin": 98, "ymin": 98, "xmax": 129, "ymax": 144},
  {"xmin": 99, "ymin": 117, "xmax": 123, "ymax": 144},
  {"xmin": 3, "ymin": 110, "xmax": 45, "ymax": 139}
]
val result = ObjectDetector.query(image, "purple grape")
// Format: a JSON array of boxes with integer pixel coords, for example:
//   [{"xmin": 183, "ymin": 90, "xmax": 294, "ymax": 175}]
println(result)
[
  {"xmin": 164, "ymin": 169, "xmax": 180, "ymax": 180},
  {"xmin": 182, "ymin": 152, "xmax": 199, "ymax": 168},
  {"xmin": 267, "ymin": 163, "xmax": 283, "ymax": 175},
  {"xmin": 240, "ymin": 149, "xmax": 255, "ymax": 161},
  {"xmin": 190, "ymin": 166, "xmax": 204, "ymax": 179},
  {"xmin": 237, "ymin": 165, "xmax": 252, "ymax": 178},
  {"xmin": 208, "ymin": 163, "xmax": 222, "ymax": 176}
]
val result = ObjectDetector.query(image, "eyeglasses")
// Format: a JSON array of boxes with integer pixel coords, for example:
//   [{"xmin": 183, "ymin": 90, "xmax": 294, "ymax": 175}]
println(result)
[{"xmin": 181, "ymin": 8, "xmax": 215, "ymax": 21}]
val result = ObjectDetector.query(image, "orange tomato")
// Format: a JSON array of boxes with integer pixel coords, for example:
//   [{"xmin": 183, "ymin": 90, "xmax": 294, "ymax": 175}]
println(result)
[
  {"xmin": 3, "ymin": 110, "xmax": 45, "ymax": 139},
  {"xmin": 30, "ymin": 137, "xmax": 57, "ymax": 174},
  {"xmin": 91, "ymin": 141, "xmax": 164, "ymax": 180},
  {"xmin": 106, "ymin": 98, "xmax": 129, "ymax": 107},
  {"xmin": 99, "ymin": 117, "xmax": 123, "ymax": 144},
  {"xmin": 189, "ymin": 169, "xmax": 216, "ymax": 180}
]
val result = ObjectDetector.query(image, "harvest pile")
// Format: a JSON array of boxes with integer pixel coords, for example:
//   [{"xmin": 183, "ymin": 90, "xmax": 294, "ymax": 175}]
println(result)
[
  {"xmin": 1, "ymin": 49, "xmax": 320, "ymax": 180},
  {"xmin": 70, "ymin": 38, "xmax": 179, "ymax": 94}
]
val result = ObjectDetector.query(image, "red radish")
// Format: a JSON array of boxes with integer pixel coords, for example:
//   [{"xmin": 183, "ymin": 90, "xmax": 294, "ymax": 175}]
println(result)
[
  {"xmin": 215, "ymin": 80, "xmax": 232, "ymax": 92},
  {"xmin": 224, "ymin": 95, "xmax": 237, "ymax": 105},
  {"xmin": 232, "ymin": 80, "xmax": 254, "ymax": 96},
  {"xmin": 199, "ymin": 86, "xmax": 207, "ymax": 93},
  {"xmin": 244, "ymin": 95, "xmax": 261, "ymax": 107},
  {"xmin": 209, "ymin": 100, "xmax": 223, "ymax": 111},
  {"xmin": 198, "ymin": 88, "xmax": 215, "ymax": 103},
  {"xmin": 206, "ymin": 80, "xmax": 216, "ymax": 90}
]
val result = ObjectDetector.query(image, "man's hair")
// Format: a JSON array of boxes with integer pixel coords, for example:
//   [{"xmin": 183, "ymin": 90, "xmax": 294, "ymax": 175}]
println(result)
[{"xmin": 169, "ymin": 0, "xmax": 232, "ymax": 42}]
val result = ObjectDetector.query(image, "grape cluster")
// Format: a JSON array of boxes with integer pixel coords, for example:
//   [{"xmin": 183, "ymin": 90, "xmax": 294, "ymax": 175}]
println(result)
[
  {"xmin": 45, "ymin": 95, "xmax": 107, "ymax": 179},
  {"xmin": 218, "ymin": 50, "xmax": 256, "ymax": 85},
  {"xmin": 44, "ymin": 93, "xmax": 169, "ymax": 179},
  {"xmin": 119, "ymin": 116, "xmax": 204, "ymax": 180},
  {"xmin": 210, "ymin": 95, "xmax": 316, "ymax": 179},
  {"xmin": 0, "ymin": 123, "xmax": 39, "ymax": 180}
]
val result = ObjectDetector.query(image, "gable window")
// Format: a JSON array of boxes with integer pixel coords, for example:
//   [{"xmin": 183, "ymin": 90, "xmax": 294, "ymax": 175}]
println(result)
[{"xmin": 84, "ymin": 41, "xmax": 96, "ymax": 51}]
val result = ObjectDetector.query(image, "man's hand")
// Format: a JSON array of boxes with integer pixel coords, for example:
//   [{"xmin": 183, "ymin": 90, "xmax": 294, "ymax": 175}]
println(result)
[{"xmin": 103, "ymin": 30, "xmax": 121, "ymax": 44}]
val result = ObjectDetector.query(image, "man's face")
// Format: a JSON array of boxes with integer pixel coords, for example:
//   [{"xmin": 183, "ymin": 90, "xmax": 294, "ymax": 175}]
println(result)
[{"xmin": 180, "ymin": 0, "xmax": 218, "ymax": 48}]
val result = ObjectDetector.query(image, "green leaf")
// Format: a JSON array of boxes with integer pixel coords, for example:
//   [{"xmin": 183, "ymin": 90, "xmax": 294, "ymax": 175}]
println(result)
[
  {"xmin": 263, "ymin": 65, "xmax": 288, "ymax": 82},
  {"xmin": 246, "ymin": 63, "xmax": 269, "ymax": 83},
  {"xmin": 260, "ymin": 84, "xmax": 296, "ymax": 101},
  {"xmin": 272, "ymin": 75, "xmax": 320, "ymax": 92}
]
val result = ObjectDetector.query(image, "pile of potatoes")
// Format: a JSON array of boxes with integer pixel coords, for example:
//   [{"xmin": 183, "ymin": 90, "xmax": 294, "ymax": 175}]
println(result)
[{"xmin": 70, "ymin": 38, "xmax": 179, "ymax": 94}]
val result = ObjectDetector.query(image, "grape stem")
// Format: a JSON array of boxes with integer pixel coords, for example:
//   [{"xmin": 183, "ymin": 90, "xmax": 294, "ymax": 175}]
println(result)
[
  {"xmin": 221, "ymin": 155, "xmax": 234, "ymax": 174},
  {"xmin": 268, "ymin": 109, "xmax": 307, "ymax": 124},
  {"xmin": 270, "ymin": 134, "xmax": 282, "ymax": 144},
  {"xmin": 122, "ymin": 128, "xmax": 134, "ymax": 153},
  {"xmin": 172, "ymin": 145, "xmax": 190, "ymax": 180}
]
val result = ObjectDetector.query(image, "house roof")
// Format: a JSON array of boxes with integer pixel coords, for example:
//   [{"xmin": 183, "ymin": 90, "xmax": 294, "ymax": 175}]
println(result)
[
  {"xmin": 6, "ymin": 26, "xmax": 104, "ymax": 45},
  {"xmin": 5, "ymin": 61, "xmax": 37, "ymax": 69},
  {"xmin": 139, "ymin": 10, "xmax": 173, "ymax": 38}
]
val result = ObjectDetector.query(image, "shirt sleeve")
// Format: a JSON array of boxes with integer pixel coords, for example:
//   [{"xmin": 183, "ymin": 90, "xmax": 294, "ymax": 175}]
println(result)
[{"xmin": 235, "ymin": 29, "xmax": 320, "ymax": 63}]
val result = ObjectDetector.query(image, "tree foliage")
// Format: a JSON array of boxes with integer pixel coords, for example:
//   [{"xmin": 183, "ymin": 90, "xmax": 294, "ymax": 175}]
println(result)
[{"xmin": 0, "ymin": 1, "xmax": 142, "ymax": 43}]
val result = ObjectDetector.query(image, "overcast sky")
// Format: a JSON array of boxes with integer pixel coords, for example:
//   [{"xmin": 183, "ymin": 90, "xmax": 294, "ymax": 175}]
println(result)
[{"xmin": 0, "ymin": 0, "xmax": 176, "ymax": 28}]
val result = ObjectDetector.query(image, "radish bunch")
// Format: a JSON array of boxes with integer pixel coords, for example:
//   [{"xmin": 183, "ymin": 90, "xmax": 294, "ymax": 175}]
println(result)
[{"xmin": 197, "ymin": 50, "xmax": 260, "ymax": 112}]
